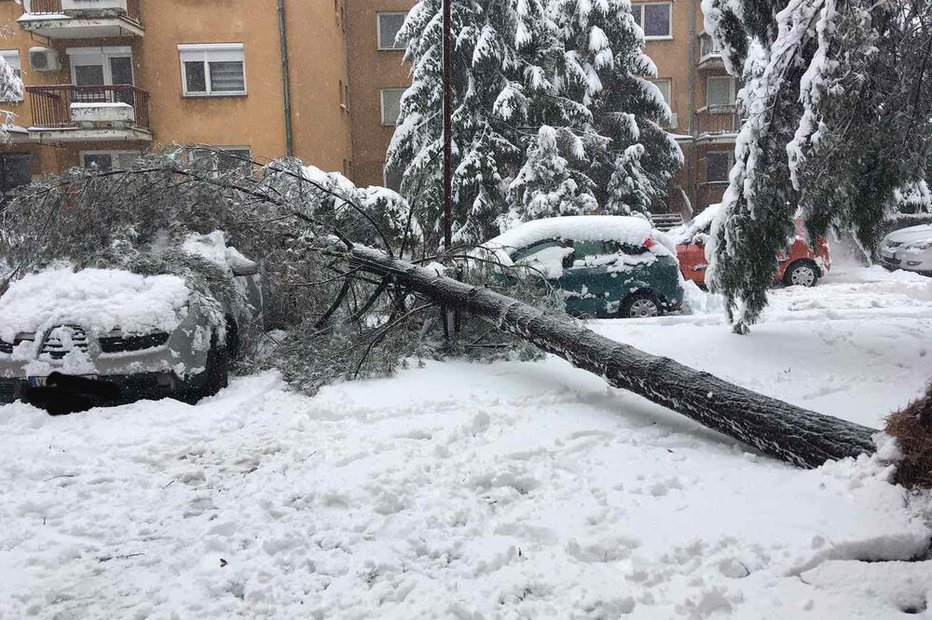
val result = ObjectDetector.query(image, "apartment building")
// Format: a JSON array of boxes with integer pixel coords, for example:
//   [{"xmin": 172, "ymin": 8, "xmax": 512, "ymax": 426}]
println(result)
[
  {"xmin": 0, "ymin": 0, "xmax": 352, "ymax": 187},
  {"xmin": 0, "ymin": 0, "xmax": 737, "ymax": 217},
  {"xmin": 344, "ymin": 0, "xmax": 740, "ymax": 216}
]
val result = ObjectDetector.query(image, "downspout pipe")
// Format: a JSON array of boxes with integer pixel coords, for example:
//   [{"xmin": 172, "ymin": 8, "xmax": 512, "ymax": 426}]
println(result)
[{"xmin": 277, "ymin": 0, "xmax": 295, "ymax": 157}]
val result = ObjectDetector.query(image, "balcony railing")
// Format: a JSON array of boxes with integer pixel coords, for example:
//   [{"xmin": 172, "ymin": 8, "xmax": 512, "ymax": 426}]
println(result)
[
  {"xmin": 28, "ymin": 84, "xmax": 150, "ymax": 131},
  {"xmin": 696, "ymin": 105, "xmax": 741, "ymax": 135},
  {"xmin": 25, "ymin": 0, "xmax": 141, "ymax": 22}
]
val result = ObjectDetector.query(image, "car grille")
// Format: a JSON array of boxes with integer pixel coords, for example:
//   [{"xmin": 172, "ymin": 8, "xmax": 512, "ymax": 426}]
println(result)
[
  {"xmin": 98, "ymin": 332, "xmax": 169, "ymax": 353},
  {"xmin": 40, "ymin": 325, "xmax": 90, "ymax": 360}
]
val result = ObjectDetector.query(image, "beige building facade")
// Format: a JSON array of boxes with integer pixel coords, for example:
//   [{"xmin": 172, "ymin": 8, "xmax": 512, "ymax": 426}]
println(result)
[
  {"xmin": 0, "ymin": 0, "xmax": 737, "ymax": 216},
  {"xmin": 0, "ymin": 0, "xmax": 352, "ymax": 185}
]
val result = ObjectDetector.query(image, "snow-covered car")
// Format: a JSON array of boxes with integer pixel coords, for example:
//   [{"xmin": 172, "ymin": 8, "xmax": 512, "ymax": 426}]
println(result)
[
  {"xmin": 879, "ymin": 224, "xmax": 932, "ymax": 275},
  {"xmin": 481, "ymin": 216, "xmax": 684, "ymax": 318},
  {"xmin": 0, "ymin": 233, "xmax": 264, "ymax": 410},
  {"xmin": 672, "ymin": 204, "xmax": 830, "ymax": 288}
]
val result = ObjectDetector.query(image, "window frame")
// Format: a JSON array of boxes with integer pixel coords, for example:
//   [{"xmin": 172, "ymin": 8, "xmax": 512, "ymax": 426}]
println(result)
[
  {"xmin": 631, "ymin": 2, "xmax": 673, "ymax": 40},
  {"xmin": 80, "ymin": 149, "xmax": 142, "ymax": 172},
  {"xmin": 705, "ymin": 76, "xmax": 736, "ymax": 108},
  {"xmin": 67, "ymin": 46, "xmax": 134, "ymax": 87},
  {"xmin": 190, "ymin": 146, "xmax": 253, "ymax": 172},
  {"xmin": 649, "ymin": 78, "xmax": 671, "ymax": 106},
  {"xmin": 178, "ymin": 43, "xmax": 247, "ymax": 98},
  {"xmin": 377, "ymin": 12, "xmax": 409, "ymax": 51},
  {"xmin": 0, "ymin": 50, "xmax": 22, "ymax": 103},
  {"xmin": 705, "ymin": 151, "xmax": 735, "ymax": 184},
  {"xmin": 380, "ymin": 87, "xmax": 406, "ymax": 126}
]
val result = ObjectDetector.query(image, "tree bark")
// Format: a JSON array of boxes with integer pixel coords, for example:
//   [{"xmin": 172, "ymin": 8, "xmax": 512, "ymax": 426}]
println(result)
[{"xmin": 349, "ymin": 244, "xmax": 877, "ymax": 469}]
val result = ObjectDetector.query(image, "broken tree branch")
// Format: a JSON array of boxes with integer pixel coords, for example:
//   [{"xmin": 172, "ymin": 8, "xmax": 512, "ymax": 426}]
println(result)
[{"xmin": 347, "ymin": 243, "xmax": 876, "ymax": 469}]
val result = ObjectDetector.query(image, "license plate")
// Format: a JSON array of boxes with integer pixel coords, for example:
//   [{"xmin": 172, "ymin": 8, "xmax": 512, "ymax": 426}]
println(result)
[{"xmin": 28, "ymin": 374, "xmax": 98, "ymax": 387}]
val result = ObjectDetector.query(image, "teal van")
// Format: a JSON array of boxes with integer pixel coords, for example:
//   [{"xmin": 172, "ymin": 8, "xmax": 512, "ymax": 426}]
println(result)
[{"xmin": 484, "ymin": 216, "xmax": 684, "ymax": 318}]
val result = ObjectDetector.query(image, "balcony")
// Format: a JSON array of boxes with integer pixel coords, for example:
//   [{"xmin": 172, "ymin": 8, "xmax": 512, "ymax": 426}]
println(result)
[
  {"xmin": 27, "ymin": 85, "xmax": 152, "ymax": 143},
  {"xmin": 696, "ymin": 105, "xmax": 741, "ymax": 138},
  {"xmin": 698, "ymin": 33, "xmax": 724, "ymax": 70},
  {"xmin": 19, "ymin": 0, "xmax": 143, "ymax": 39}
]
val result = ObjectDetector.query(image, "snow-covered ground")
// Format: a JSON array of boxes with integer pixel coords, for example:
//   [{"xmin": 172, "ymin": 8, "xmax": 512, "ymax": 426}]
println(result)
[{"xmin": 2, "ymin": 253, "xmax": 931, "ymax": 619}]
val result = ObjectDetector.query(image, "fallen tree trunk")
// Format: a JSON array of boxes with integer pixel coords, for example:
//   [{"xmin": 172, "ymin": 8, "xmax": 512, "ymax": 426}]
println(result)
[{"xmin": 349, "ymin": 243, "xmax": 877, "ymax": 469}]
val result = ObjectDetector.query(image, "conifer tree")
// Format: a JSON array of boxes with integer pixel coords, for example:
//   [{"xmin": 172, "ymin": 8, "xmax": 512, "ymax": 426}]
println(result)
[
  {"xmin": 503, "ymin": 125, "xmax": 597, "ymax": 229},
  {"xmin": 704, "ymin": 0, "xmax": 932, "ymax": 332},
  {"xmin": 552, "ymin": 0, "xmax": 682, "ymax": 214},
  {"xmin": 388, "ymin": 0, "xmax": 581, "ymax": 248}
]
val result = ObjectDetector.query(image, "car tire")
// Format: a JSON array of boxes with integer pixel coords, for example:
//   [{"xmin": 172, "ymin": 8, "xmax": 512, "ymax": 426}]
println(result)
[
  {"xmin": 783, "ymin": 260, "xmax": 819, "ymax": 287},
  {"xmin": 202, "ymin": 343, "xmax": 230, "ymax": 397},
  {"xmin": 620, "ymin": 291, "xmax": 662, "ymax": 319}
]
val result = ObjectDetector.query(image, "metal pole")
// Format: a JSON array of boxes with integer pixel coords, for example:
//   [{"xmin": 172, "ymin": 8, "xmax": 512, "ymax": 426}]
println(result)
[
  {"xmin": 441, "ymin": 0, "xmax": 456, "ymax": 338},
  {"xmin": 442, "ymin": 0, "xmax": 453, "ymax": 248},
  {"xmin": 277, "ymin": 0, "xmax": 295, "ymax": 157}
]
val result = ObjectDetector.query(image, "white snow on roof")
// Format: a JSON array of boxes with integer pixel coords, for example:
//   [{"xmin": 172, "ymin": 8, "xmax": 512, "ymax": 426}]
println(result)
[
  {"xmin": 0, "ymin": 268, "xmax": 190, "ymax": 342},
  {"xmin": 486, "ymin": 215, "xmax": 656, "ymax": 253}
]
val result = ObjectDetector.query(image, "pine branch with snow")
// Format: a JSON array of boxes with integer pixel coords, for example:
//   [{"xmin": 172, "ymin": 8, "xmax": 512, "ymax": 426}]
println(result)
[
  {"xmin": 503, "ymin": 125, "xmax": 597, "ymax": 229},
  {"xmin": 705, "ymin": 0, "xmax": 932, "ymax": 332}
]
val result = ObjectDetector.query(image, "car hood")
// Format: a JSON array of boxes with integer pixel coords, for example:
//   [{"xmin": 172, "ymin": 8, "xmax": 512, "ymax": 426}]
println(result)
[
  {"xmin": 0, "ymin": 268, "xmax": 191, "ymax": 343},
  {"xmin": 884, "ymin": 224, "xmax": 932, "ymax": 245}
]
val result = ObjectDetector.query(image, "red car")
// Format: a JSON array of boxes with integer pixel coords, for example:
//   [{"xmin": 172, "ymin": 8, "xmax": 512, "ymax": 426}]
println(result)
[{"xmin": 674, "ymin": 205, "xmax": 830, "ymax": 288}]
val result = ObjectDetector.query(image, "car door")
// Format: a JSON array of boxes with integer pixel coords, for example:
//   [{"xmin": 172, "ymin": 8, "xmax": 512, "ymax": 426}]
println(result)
[
  {"xmin": 558, "ymin": 240, "xmax": 614, "ymax": 317},
  {"xmin": 677, "ymin": 234, "xmax": 709, "ymax": 286}
]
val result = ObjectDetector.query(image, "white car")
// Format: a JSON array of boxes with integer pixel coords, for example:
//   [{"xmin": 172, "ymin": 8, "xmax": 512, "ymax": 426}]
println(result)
[
  {"xmin": 879, "ymin": 224, "xmax": 932, "ymax": 274},
  {"xmin": 0, "ymin": 232, "xmax": 264, "ymax": 413}
]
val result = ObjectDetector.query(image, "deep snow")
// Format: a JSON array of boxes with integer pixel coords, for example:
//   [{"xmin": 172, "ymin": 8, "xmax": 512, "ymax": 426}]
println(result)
[{"xmin": 1, "ymin": 254, "xmax": 931, "ymax": 619}]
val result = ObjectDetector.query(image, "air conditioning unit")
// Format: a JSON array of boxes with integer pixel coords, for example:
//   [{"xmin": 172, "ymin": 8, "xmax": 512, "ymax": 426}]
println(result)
[{"xmin": 29, "ymin": 47, "xmax": 61, "ymax": 72}]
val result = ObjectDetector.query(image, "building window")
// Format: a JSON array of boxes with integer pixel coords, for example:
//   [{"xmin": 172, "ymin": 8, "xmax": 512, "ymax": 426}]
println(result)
[
  {"xmin": 81, "ymin": 150, "xmax": 141, "ymax": 172},
  {"xmin": 179, "ymin": 44, "xmax": 246, "ymax": 97},
  {"xmin": 631, "ymin": 3, "xmax": 672, "ymax": 39},
  {"xmin": 191, "ymin": 147, "xmax": 252, "ymax": 172},
  {"xmin": 0, "ymin": 50, "xmax": 22, "ymax": 79},
  {"xmin": 649, "ymin": 78, "xmax": 671, "ymax": 106},
  {"xmin": 384, "ymin": 164, "xmax": 403, "ymax": 191},
  {"xmin": 378, "ymin": 12, "xmax": 408, "ymax": 50},
  {"xmin": 0, "ymin": 153, "xmax": 31, "ymax": 195},
  {"xmin": 706, "ymin": 152, "xmax": 734, "ymax": 183},
  {"xmin": 0, "ymin": 50, "xmax": 22, "ymax": 103},
  {"xmin": 380, "ymin": 88, "xmax": 406, "ymax": 126},
  {"xmin": 706, "ymin": 76, "xmax": 736, "ymax": 107}
]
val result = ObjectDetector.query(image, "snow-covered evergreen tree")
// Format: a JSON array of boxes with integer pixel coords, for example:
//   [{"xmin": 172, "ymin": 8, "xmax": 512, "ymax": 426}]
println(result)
[
  {"xmin": 387, "ymin": 0, "xmax": 587, "ymax": 248},
  {"xmin": 704, "ymin": 0, "xmax": 932, "ymax": 332},
  {"xmin": 551, "ymin": 0, "xmax": 682, "ymax": 214},
  {"xmin": 503, "ymin": 125, "xmax": 597, "ymax": 229}
]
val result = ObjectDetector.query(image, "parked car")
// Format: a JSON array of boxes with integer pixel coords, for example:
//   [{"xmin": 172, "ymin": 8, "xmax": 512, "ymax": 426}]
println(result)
[
  {"xmin": 481, "ymin": 216, "xmax": 684, "ymax": 318},
  {"xmin": 674, "ymin": 204, "xmax": 830, "ymax": 288},
  {"xmin": 0, "ymin": 233, "xmax": 264, "ymax": 412},
  {"xmin": 879, "ymin": 224, "xmax": 932, "ymax": 275}
]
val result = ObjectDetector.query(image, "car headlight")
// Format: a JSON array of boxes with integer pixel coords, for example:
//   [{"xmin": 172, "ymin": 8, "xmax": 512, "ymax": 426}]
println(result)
[
  {"xmin": 907, "ymin": 239, "xmax": 932, "ymax": 251},
  {"xmin": 0, "ymin": 333, "xmax": 35, "ymax": 354}
]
